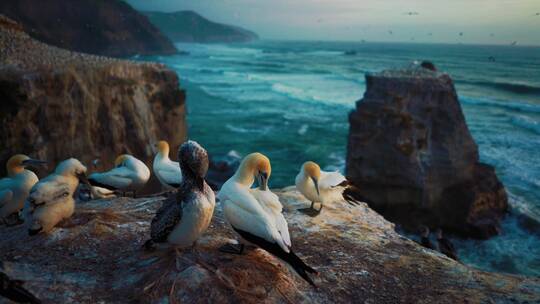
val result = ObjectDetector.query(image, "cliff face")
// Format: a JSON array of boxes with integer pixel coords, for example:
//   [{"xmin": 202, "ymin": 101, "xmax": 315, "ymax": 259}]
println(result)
[
  {"xmin": 144, "ymin": 10, "xmax": 259, "ymax": 43},
  {"xmin": 0, "ymin": 0, "xmax": 177, "ymax": 57},
  {"xmin": 346, "ymin": 67, "xmax": 508, "ymax": 239},
  {"xmin": 0, "ymin": 188, "xmax": 537, "ymax": 303},
  {"xmin": 0, "ymin": 16, "xmax": 187, "ymax": 192}
]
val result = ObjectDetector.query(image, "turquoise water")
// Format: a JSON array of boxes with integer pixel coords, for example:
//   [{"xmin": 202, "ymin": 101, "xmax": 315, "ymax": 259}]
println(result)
[{"xmin": 141, "ymin": 41, "xmax": 540, "ymax": 277}]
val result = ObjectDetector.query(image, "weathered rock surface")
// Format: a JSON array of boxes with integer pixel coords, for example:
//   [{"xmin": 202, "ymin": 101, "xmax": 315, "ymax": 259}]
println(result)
[
  {"xmin": 0, "ymin": 188, "xmax": 537, "ymax": 303},
  {"xmin": 0, "ymin": 16, "xmax": 187, "ymax": 193},
  {"xmin": 144, "ymin": 11, "xmax": 259, "ymax": 43},
  {"xmin": 0, "ymin": 0, "xmax": 177, "ymax": 57},
  {"xmin": 346, "ymin": 66, "xmax": 508, "ymax": 239}
]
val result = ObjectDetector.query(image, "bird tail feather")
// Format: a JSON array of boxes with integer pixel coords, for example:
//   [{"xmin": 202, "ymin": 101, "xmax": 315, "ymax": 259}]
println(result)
[
  {"xmin": 342, "ymin": 184, "xmax": 363, "ymax": 206},
  {"xmin": 282, "ymin": 249, "xmax": 318, "ymax": 287}
]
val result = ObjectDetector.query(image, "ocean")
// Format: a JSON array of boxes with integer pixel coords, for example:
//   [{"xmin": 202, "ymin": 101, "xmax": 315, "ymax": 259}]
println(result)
[{"xmin": 141, "ymin": 40, "xmax": 540, "ymax": 277}]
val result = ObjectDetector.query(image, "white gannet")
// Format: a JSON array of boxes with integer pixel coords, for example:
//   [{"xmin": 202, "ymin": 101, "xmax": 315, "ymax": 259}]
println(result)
[
  {"xmin": 295, "ymin": 161, "xmax": 361, "ymax": 216},
  {"xmin": 145, "ymin": 141, "xmax": 215, "ymax": 250},
  {"xmin": 218, "ymin": 153, "xmax": 317, "ymax": 286},
  {"xmin": 88, "ymin": 154, "xmax": 150, "ymax": 197},
  {"xmin": 25, "ymin": 158, "xmax": 88, "ymax": 235},
  {"xmin": 0, "ymin": 155, "xmax": 46, "ymax": 224},
  {"xmin": 153, "ymin": 140, "xmax": 182, "ymax": 190}
]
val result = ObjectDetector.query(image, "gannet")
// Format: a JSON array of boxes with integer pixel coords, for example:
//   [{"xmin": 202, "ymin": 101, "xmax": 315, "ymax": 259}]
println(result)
[
  {"xmin": 88, "ymin": 154, "xmax": 150, "ymax": 197},
  {"xmin": 0, "ymin": 271, "xmax": 41, "ymax": 304},
  {"xmin": 145, "ymin": 141, "xmax": 215, "ymax": 250},
  {"xmin": 436, "ymin": 229, "xmax": 459, "ymax": 261},
  {"xmin": 218, "ymin": 153, "xmax": 318, "ymax": 286},
  {"xmin": 0, "ymin": 155, "xmax": 46, "ymax": 223},
  {"xmin": 419, "ymin": 226, "xmax": 435, "ymax": 250},
  {"xmin": 153, "ymin": 140, "xmax": 182, "ymax": 190},
  {"xmin": 25, "ymin": 158, "xmax": 88, "ymax": 235},
  {"xmin": 295, "ymin": 161, "xmax": 360, "ymax": 216}
]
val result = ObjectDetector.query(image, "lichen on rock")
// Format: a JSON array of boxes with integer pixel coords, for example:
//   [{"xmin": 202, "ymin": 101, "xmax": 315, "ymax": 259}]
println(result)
[{"xmin": 0, "ymin": 188, "xmax": 537, "ymax": 303}]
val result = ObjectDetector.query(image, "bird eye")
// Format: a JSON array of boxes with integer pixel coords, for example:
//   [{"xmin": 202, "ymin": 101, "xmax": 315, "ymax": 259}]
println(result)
[{"xmin": 62, "ymin": 192, "xmax": 69, "ymax": 197}]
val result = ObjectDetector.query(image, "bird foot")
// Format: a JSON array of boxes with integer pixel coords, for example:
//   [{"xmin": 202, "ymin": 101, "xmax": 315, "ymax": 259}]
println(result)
[
  {"xmin": 218, "ymin": 243, "xmax": 244, "ymax": 255},
  {"xmin": 298, "ymin": 206, "xmax": 322, "ymax": 217}
]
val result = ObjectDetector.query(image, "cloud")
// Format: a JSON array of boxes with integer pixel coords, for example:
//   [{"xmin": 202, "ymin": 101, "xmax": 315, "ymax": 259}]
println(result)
[{"xmin": 126, "ymin": 0, "xmax": 540, "ymax": 45}]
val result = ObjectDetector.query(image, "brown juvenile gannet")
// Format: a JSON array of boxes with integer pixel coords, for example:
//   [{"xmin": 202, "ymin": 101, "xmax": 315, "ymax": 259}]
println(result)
[
  {"xmin": 88, "ymin": 154, "xmax": 150, "ymax": 197},
  {"xmin": 436, "ymin": 228, "xmax": 459, "ymax": 261},
  {"xmin": 0, "ymin": 155, "xmax": 46, "ymax": 224},
  {"xmin": 0, "ymin": 271, "xmax": 41, "ymax": 304},
  {"xmin": 144, "ymin": 141, "xmax": 215, "ymax": 250},
  {"xmin": 218, "ymin": 153, "xmax": 318, "ymax": 287},
  {"xmin": 153, "ymin": 140, "xmax": 182, "ymax": 190},
  {"xmin": 25, "ymin": 158, "xmax": 88, "ymax": 235},
  {"xmin": 295, "ymin": 161, "xmax": 361, "ymax": 216}
]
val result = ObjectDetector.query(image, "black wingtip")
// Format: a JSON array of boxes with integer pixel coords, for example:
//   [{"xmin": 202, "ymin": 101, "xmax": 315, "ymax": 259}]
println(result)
[
  {"xmin": 232, "ymin": 228, "xmax": 317, "ymax": 287},
  {"xmin": 287, "ymin": 249, "xmax": 318, "ymax": 287},
  {"xmin": 342, "ymin": 184, "xmax": 363, "ymax": 206},
  {"xmin": 88, "ymin": 178, "xmax": 117, "ymax": 191}
]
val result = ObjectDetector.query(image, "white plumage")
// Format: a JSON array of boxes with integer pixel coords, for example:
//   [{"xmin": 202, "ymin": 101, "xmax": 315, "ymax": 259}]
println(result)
[
  {"xmin": 153, "ymin": 140, "xmax": 182, "ymax": 190},
  {"xmin": 220, "ymin": 182, "xmax": 291, "ymax": 253},
  {"xmin": 25, "ymin": 158, "xmax": 87, "ymax": 234},
  {"xmin": 295, "ymin": 161, "xmax": 359, "ymax": 215},
  {"xmin": 218, "ymin": 152, "xmax": 317, "ymax": 286},
  {"xmin": 88, "ymin": 154, "xmax": 150, "ymax": 195},
  {"xmin": 0, "ymin": 155, "xmax": 42, "ymax": 220}
]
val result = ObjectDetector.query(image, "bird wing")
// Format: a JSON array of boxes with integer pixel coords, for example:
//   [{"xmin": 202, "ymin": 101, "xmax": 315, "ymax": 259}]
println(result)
[
  {"xmin": 156, "ymin": 166, "xmax": 182, "ymax": 187},
  {"xmin": 88, "ymin": 166, "xmax": 134, "ymax": 190},
  {"xmin": 222, "ymin": 185, "xmax": 290, "ymax": 253},
  {"xmin": 0, "ymin": 177, "xmax": 14, "ymax": 191},
  {"xmin": 29, "ymin": 178, "xmax": 71, "ymax": 207},
  {"xmin": 319, "ymin": 171, "xmax": 347, "ymax": 188},
  {"xmin": 0, "ymin": 189, "xmax": 13, "ymax": 207},
  {"xmin": 250, "ymin": 189, "xmax": 291, "ymax": 248},
  {"xmin": 150, "ymin": 192, "xmax": 184, "ymax": 243}
]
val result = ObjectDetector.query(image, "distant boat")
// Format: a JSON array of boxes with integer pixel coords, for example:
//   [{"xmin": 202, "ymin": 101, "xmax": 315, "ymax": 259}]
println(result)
[{"xmin": 344, "ymin": 50, "xmax": 358, "ymax": 56}]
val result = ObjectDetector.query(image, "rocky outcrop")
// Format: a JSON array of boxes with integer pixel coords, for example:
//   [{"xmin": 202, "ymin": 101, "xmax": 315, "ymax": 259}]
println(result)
[
  {"xmin": 0, "ymin": 16, "xmax": 187, "ymax": 193},
  {"xmin": 0, "ymin": 0, "xmax": 177, "ymax": 57},
  {"xmin": 346, "ymin": 66, "xmax": 508, "ymax": 239},
  {"xmin": 0, "ymin": 188, "xmax": 537, "ymax": 303},
  {"xmin": 144, "ymin": 10, "xmax": 259, "ymax": 43}
]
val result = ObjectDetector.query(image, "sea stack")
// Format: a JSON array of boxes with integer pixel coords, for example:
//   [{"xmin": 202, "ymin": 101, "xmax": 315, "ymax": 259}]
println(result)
[{"xmin": 346, "ymin": 64, "xmax": 508, "ymax": 239}]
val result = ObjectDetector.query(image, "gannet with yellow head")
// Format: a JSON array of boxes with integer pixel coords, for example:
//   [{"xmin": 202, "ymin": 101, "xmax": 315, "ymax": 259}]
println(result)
[
  {"xmin": 295, "ymin": 161, "xmax": 361, "ymax": 216},
  {"xmin": 153, "ymin": 140, "xmax": 182, "ymax": 190},
  {"xmin": 88, "ymin": 154, "xmax": 150, "ymax": 197},
  {"xmin": 218, "ymin": 152, "xmax": 317, "ymax": 287},
  {"xmin": 25, "ymin": 158, "xmax": 88, "ymax": 235},
  {"xmin": 145, "ymin": 140, "xmax": 215, "ymax": 250},
  {"xmin": 0, "ymin": 155, "xmax": 46, "ymax": 223}
]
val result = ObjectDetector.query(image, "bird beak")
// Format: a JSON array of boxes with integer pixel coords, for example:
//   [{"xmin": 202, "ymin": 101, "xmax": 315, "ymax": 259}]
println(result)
[
  {"xmin": 311, "ymin": 176, "xmax": 320, "ymax": 197},
  {"xmin": 258, "ymin": 172, "xmax": 268, "ymax": 191},
  {"xmin": 77, "ymin": 172, "xmax": 90, "ymax": 185},
  {"xmin": 22, "ymin": 159, "xmax": 47, "ymax": 167}
]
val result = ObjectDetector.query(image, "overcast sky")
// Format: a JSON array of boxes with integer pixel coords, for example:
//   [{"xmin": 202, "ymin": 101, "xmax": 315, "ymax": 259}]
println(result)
[{"xmin": 127, "ymin": 0, "xmax": 540, "ymax": 45}]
